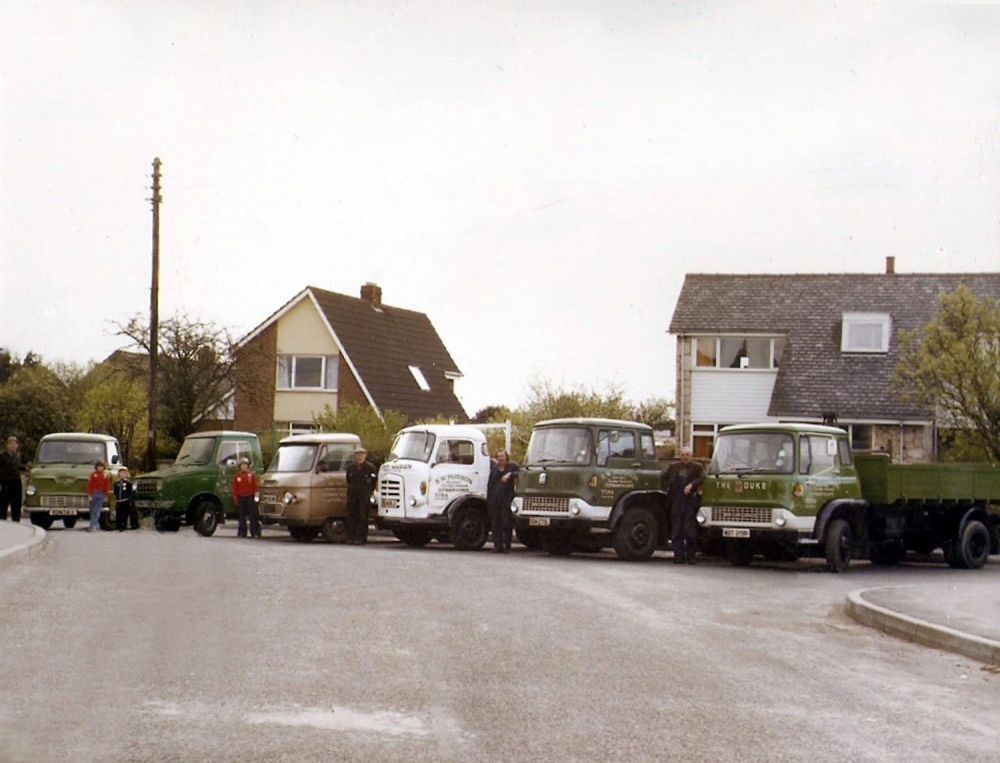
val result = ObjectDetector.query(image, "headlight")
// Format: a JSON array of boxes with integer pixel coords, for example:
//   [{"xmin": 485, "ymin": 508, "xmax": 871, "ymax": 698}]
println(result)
[
  {"xmin": 570, "ymin": 504, "xmax": 581, "ymax": 516},
  {"xmin": 510, "ymin": 499, "xmax": 519, "ymax": 514},
  {"xmin": 282, "ymin": 492, "xmax": 295, "ymax": 505},
  {"xmin": 409, "ymin": 496, "xmax": 417, "ymax": 507},
  {"xmin": 696, "ymin": 510, "xmax": 706, "ymax": 525},
  {"xmin": 25, "ymin": 483, "xmax": 36, "ymax": 497},
  {"xmin": 775, "ymin": 514, "xmax": 787, "ymax": 527}
]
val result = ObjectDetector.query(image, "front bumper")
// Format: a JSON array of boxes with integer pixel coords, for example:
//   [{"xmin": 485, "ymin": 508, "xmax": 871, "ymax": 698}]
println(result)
[{"xmin": 376, "ymin": 515, "xmax": 449, "ymax": 531}]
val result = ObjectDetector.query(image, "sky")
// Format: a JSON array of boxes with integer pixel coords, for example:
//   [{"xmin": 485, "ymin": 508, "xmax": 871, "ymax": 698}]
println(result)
[{"xmin": 2, "ymin": 1, "xmax": 1000, "ymax": 417}]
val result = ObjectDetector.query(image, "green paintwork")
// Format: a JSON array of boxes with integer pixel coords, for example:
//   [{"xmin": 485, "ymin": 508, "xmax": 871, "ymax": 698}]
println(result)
[
  {"xmin": 24, "ymin": 433, "xmax": 122, "ymax": 515},
  {"xmin": 855, "ymin": 453, "xmax": 1000, "ymax": 505},
  {"xmin": 134, "ymin": 431, "xmax": 263, "ymax": 520}
]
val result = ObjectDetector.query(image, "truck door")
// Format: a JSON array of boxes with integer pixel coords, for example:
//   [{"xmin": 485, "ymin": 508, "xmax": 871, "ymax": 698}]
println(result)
[
  {"xmin": 597, "ymin": 428, "xmax": 639, "ymax": 505},
  {"xmin": 801, "ymin": 435, "xmax": 840, "ymax": 509},
  {"xmin": 315, "ymin": 444, "xmax": 350, "ymax": 518},
  {"xmin": 429, "ymin": 438, "xmax": 478, "ymax": 513}
]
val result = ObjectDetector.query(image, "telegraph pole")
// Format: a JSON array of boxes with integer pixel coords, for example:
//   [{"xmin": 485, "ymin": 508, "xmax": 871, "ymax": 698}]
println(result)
[{"xmin": 146, "ymin": 157, "xmax": 162, "ymax": 472}]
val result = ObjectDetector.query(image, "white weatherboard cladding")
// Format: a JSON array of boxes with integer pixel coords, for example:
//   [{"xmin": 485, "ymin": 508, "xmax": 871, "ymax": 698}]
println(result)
[{"xmin": 690, "ymin": 371, "xmax": 778, "ymax": 423}]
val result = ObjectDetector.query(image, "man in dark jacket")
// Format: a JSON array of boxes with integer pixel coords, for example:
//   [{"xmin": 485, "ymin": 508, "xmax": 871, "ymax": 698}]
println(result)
[
  {"xmin": 662, "ymin": 446, "xmax": 705, "ymax": 564},
  {"xmin": 345, "ymin": 447, "xmax": 377, "ymax": 545},
  {"xmin": 487, "ymin": 449, "xmax": 519, "ymax": 553},
  {"xmin": 0, "ymin": 436, "xmax": 25, "ymax": 522}
]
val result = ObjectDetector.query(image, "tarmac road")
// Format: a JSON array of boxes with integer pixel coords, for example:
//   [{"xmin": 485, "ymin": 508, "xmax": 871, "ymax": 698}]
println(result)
[{"xmin": 0, "ymin": 525, "xmax": 998, "ymax": 762}]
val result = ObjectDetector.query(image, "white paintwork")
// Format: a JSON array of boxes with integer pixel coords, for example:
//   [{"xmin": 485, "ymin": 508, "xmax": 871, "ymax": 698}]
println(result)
[{"xmin": 690, "ymin": 369, "xmax": 779, "ymax": 423}]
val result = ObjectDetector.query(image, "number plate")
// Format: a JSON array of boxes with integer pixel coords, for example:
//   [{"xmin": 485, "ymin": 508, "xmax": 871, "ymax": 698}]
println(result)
[
  {"xmin": 49, "ymin": 509, "xmax": 79, "ymax": 516},
  {"xmin": 528, "ymin": 517, "xmax": 550, "ymax": 527},
  {"xmin": 382, "ymin": 498, "xmax": 399, "ymax": 509},
  {"xmin": 722, "ymin": 528, "xmax": 751, "ymax": 538}
]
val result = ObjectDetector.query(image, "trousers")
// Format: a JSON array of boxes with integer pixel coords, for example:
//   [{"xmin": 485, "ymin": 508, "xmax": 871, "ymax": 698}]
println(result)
[
  {"xmin": 670, "ymin": 502, "xmax": 698, "ymax": 561},
  {"xmin": 0, "ymin": 479, "xmax": 22, "ymax": 522}
]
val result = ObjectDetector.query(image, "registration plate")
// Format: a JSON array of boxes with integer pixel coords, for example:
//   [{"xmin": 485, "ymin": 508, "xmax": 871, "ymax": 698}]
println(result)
[
  {"xmin": 722, "ymin": 528, "xmax": 751, "ymax": 538},
  {"xmin": 49, "ymin": 509, "xmax": 78, "ymax": 517},
  {"xmin": 528, "ymin": 517, "xmax": 550, "ymax": 527},
  {"xmin": 382, "ymin": 498, "xmax": 399, "ymax": 509}
]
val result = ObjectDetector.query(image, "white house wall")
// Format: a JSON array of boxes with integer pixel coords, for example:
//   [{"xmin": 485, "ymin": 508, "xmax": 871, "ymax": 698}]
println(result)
[
  {"xmin": 690, "ymin": 371, "xmax": 778, "ymax": 423},
  {"xmin": 273, "ymin": 298, "xmax": 340, "ymax": 423}
]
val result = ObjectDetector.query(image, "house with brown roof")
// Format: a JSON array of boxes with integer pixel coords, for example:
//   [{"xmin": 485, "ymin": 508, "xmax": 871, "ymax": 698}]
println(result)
[
  {"xmin": 233, "ymin": 283, "xmax": 466, "ymax": 434},
  {"xmin": 668, "ymin": 260, "xmax": 1000, "ymax": 463}
]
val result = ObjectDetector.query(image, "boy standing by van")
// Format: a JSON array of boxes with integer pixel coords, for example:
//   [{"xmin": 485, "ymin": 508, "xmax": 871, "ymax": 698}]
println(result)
[
  {"xmin": 114, "ymin": 468, "xmax": 135, "ymax": 531},
  {"xmin": 232, "ymin": 457, "xmax": 260, "ymax": 539}
]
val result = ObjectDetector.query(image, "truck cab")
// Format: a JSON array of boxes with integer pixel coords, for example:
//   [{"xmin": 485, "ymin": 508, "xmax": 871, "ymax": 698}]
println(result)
[
  {"xmin": 24, "ymin": 433, "xmax": 122, "ymax": 530},
  {"xmin": 375, "ymin": 424, "xmax": 491, "ymax": 549},
  {"xmin": 133, "ymin": 430, "xmax": 264, "ymax": 535},
  {"xmin": 511, "ymin": 418, "xmax": 666, "ymax": 560},
  {"xmin": 258, "ymin": 432, "xmax": 360, "ymax": 543}
]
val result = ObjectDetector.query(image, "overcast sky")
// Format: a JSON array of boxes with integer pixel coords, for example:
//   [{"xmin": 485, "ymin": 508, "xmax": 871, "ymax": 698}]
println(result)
[{"xmin": 2, "ymin": 1, "xmax": 999, "ymax": 416}]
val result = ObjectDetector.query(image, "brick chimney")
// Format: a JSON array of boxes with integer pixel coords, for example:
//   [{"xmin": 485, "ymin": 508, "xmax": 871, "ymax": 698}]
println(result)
[
  {"xmin": 360, "ymin": 282, "xmax": 382, "ymax": 307},
  {"xmin": 885, "ymin": 256, "xmax": 895, "ymax": 274}
]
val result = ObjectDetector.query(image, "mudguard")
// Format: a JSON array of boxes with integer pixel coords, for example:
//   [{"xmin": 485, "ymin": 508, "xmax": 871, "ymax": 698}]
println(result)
[
  {"xmin": 814, "ymin": 498, "xmax": 868, "ymax": 542},
  {"xmin": 608, "ymin": 489, "xmax": 669, "ymax": 530}
]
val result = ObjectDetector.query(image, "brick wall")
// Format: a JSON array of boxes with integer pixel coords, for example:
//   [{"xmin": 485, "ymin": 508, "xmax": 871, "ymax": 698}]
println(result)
[
  {"xmin": 337, "ymin": 355, "xmax": 370, "ymax": 411},
  {"xmin": 234, "ymin": 323, "xmax": 277, "ymax": 432}
]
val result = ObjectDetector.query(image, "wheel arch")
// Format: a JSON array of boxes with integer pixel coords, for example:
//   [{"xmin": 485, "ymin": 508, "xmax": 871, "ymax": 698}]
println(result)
[
  {"xmin": 608, "ymin": 490, "xmax": 669, "ymax": 532},
  {"xmin": 185, "ymin": 493, "xmax": 222, "ymax": 523},
  {"xmin": 814, "ymin": 499, "xmax": 868, "ymax": 543}
]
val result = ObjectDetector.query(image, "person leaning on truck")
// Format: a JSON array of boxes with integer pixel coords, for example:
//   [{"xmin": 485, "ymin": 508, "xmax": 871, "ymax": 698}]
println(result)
[
  {"xmin": 345, "ymin": 447, "xmax": 377, "ymax": 545},
  {"xmin": 0, "ymin": 436, "xmax": 25, "ymax": 522},
  {"xmin": 487, "ymin": 449, "xmax": 519, "ymax": 553},
  {"xmin": 232, "ymin": 457, "xmax": 260, "ymax": 539},
  {"xmin": 662, "ymin": 446, "xmax": 705, "ymax": 565}
]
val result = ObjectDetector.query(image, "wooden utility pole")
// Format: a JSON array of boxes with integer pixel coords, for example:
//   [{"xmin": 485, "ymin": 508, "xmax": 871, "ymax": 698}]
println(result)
[{"xmin": 147, "ymin": 157, "xmax": 162, "ymax": 471}]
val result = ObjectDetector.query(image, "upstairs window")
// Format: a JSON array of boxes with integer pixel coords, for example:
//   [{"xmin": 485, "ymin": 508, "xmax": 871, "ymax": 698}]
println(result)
[
  {"xmin": 277, "ymin": 355, "xmax": 339, "ymax": 390},
  {"xmin": 694, "ymin": 337, "xmax": 784, "ymax": 369},
  {"xmin": 841, "ymin": 313, "xmax": 891, "ymax": 353}
]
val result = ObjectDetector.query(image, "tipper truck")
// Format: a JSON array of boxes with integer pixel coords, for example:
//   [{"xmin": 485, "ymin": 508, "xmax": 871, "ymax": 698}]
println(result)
[{"xmin": 698, "ymin": 423, "xmax": 1000, "ymax": 571}]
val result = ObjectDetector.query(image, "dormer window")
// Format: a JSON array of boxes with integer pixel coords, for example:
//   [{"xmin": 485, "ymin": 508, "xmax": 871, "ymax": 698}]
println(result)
[
  {"xmin": 408, "ymin": 365, "xmax": 431, "ymax": 391},
  {"xmin": 841, "ymin": 313, "xmax": 891, "ymax": 353}
]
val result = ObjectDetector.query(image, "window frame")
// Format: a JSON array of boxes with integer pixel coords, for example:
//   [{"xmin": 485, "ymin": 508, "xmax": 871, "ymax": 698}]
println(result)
[
  {"xmin": 693, "ymin": 336, "xmax": 785, "ymax": 370},
  {"xmin": 276, "ymin": 354, "xmax": 339, "ymax": 391},
  {"xmin": 841, "ymin": 313, "xmax": 891, "ymax": 354}
]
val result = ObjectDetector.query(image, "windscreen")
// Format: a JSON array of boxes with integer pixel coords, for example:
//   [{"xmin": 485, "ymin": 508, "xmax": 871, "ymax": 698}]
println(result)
[
  {"xmin": 35, "ymin": 440, "xmax": 106, "ymax": 465},
  {"xmin": 174, "ymin": 438, "xmax": 216, "ymax": 466},
  {"xmin": 268, "ymin": 444, "xmax": 318, "ymax": 473},
  {"xmin": 709, "ymin": 432, "xmax": 795, "ymax": 474},
  {"xmin": 389, "ymin": 431, "xmax": 436, "ymax": 462},
  {"xmin": 526, "ymin": 427, "xmax": 592, "ymax": 466}
]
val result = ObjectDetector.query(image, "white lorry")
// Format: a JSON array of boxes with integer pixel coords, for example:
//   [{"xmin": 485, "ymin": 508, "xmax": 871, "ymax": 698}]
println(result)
[{"xmin": 375, "ymin": 424, "xmax": 492, "ymax": 550}]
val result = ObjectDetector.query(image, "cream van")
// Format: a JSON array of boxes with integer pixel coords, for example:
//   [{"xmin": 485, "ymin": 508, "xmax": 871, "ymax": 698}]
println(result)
[{"xmin": 258, "ymin": 433, "xmax": 361, "ymax": 542}]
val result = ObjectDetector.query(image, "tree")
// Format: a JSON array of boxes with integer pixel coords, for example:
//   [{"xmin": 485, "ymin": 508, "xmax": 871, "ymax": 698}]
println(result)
[
  {"xmin": 472, "ymin": 404, "xmax": 511, "ymax": 424},
  {"xmin": 312, "ymin": 403, "xmax": 408, "ymax": 465},
  {"xmin": 76, "ymin": 371, "xmax": 148, "ymax": 467},
  {"xmin": 0, "ymin": 364, "xmax": 72, "ymax": 457},
  {"xmin": 115, "ymin": 314, "xmax": 243, "ymax": 448},
  {"xmin": 895, "ymin": 286, "xmax": 1000, "ymax": 462},
  {"xmin": 633, "ymin": 396, "xmax": 675, "ymax": 431}
]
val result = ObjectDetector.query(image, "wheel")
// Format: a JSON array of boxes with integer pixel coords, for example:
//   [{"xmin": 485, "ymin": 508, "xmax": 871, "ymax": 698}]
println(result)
[
  {"xmin": 193, "ymin": 501, "xmax": 219, "ymax": 537},
  {"xmin": 155, "ymin": 514, "xmax": 181, "ymax": 532},
  {"xmin": 613, "ymin": 508, "xmax": 659, "ymax": 561},
  {"xmin": 726, "ymin": 540, "xmax": 754, "ymax": 566},
  {"xmin": 954, "ymin": 520, "xmax": 991, "ymax": 570},
  {"xmin": 393, "ymin": 528, "xmax": 433, "ymax": 547},
  {"xmin": 99, "ymin": 509, "xmax": 115, "ymax": 531},
  {"xmin": 321, "ymin": 517, "xmax": 350, "ymax": 544},
  {"xmin": 541, "ymin": 533, "xmax": 574, "ymax": 557},
  {"xmin": 62, "ymin": 516, "xmax": 77, "ymax": 529},
  {"xmin": 515, "ymin": 526, "xmax": 542, "ymax": 550},
  {"xmin": 825, "ymin": 518, "xmax": 853, "ymax": 573},
  {"xmin": 29, "ymin": 513, "xmax": 53, "ymax": 530},
  {"xmin": 449, "ymin": 505, "xmax": 488, "ymax": 550},
  {"xmin": 869, "ymin": 543, "xmax": 904, "ymax": 566}
]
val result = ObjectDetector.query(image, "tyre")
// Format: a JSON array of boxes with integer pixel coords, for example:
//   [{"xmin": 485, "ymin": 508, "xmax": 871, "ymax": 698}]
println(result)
[
  {"xmin": 869, "ymin": 543, "xmax": 904, "ymax": 566},
  {"xmin": 393, "ymin": 528, "xmax": 433, "ymax": 547},
  {"xmin": 30, "ymin": 513, "xmax": 53, "ymax": 530},
  {"xmin": 155, "ymin": 514, "xmax": 181, "ymax": 532},
  {"xmin": 726, "ymin": 540, "xmax": 754, "ymax": 567},
  {"xmin": 62, "ymin": 516, "xmax": 77, "ymax": 529},
  {"xmin": 99, "ymin": 509, "xmax": 115, "ymax": 531},
  {"xmin": 613, "ymin": 508, "xmax": 658, "ymax": 561},
  {"xmin": 955, "ymin": 520, "xmax": 991, "ymax": 570},
  {"xmin": 825, "ymin": 518, "xmax": 853, "ymax": 573},
  {"xmin": 193, "ymin": 501, "xmax": 219, "ymax": 537},
  {"xmin": 449, "ymin": 505, "xmax": 488, "ymax": 550},
  {"xmin": 321, "ymin": 517, "xmax": 350, "ymax": 544},
  {"xmin": 515, "ymin": 526, "xmax": 542, "ymax": 550},
  {"xmin": 541, "ymin": 533, "xmax": 574, "ymax": 557}
]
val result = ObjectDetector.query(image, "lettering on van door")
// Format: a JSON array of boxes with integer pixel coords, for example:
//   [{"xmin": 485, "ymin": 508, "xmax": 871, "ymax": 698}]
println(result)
[{"xmin": 433, "ymin": 474, "xmax": 474, "ymax": 503}]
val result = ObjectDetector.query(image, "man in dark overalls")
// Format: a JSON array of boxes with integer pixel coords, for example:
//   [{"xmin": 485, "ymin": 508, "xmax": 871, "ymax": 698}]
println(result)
[
  {"xmin": 345, "ymin": 447, "xmax": 376, "ymax": 545},
  {"xmin": 662, "ymin": 446, "xmax": 705, "ymax": 564},
  {"xmin": 0, "ymin": 436, "xmax": 24, "ymax": 523}
]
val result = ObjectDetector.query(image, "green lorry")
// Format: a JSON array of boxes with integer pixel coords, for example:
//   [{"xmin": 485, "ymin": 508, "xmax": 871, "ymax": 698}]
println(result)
[
  {"xmin": 133, "ymin": 430, "xmax": 264, "ymax": 535},
  {"xmin": 23, "ymin": 432, "xmax": 123, "ymax": 530},
  {"xmin": 698, "ymin": 423, "xmax": 1000, "ymax": 572},
  {"xmin": 511, "ymin": 418, "xmax": 667, "ymax": 560}
]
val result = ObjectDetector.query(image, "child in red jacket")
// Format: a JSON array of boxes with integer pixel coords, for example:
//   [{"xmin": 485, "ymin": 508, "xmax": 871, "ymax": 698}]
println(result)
[
  {"xmin": 232, "ymin": 458, "xmax": 260, "ymax": 539},
  {"xmin": 87, "ymin": 460, "xmax": 111, "ymax": 531}
]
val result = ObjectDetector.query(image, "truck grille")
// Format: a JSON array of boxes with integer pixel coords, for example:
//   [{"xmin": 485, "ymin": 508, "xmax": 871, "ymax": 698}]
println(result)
[
  {"xmin": 135, "ymin": 480, "xmax": 158, "ymax": 501},
  {"xmin": 40, "ymin": 495, "xmax": 88, "ymax": 509},
  {"xmin": 379, "ymin": 476, "xmax": 403, "ymax": 502},
  {"xmin": 713, "ymin": 506, "xmax": 773, "ymax": 524},
  {"xmin": 522, "ymin": 496, "xmax": 570, "ymax": 513},
  {"xmin": 259, "ymin": 491, "xmax": 283, "ymax": 515}
]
